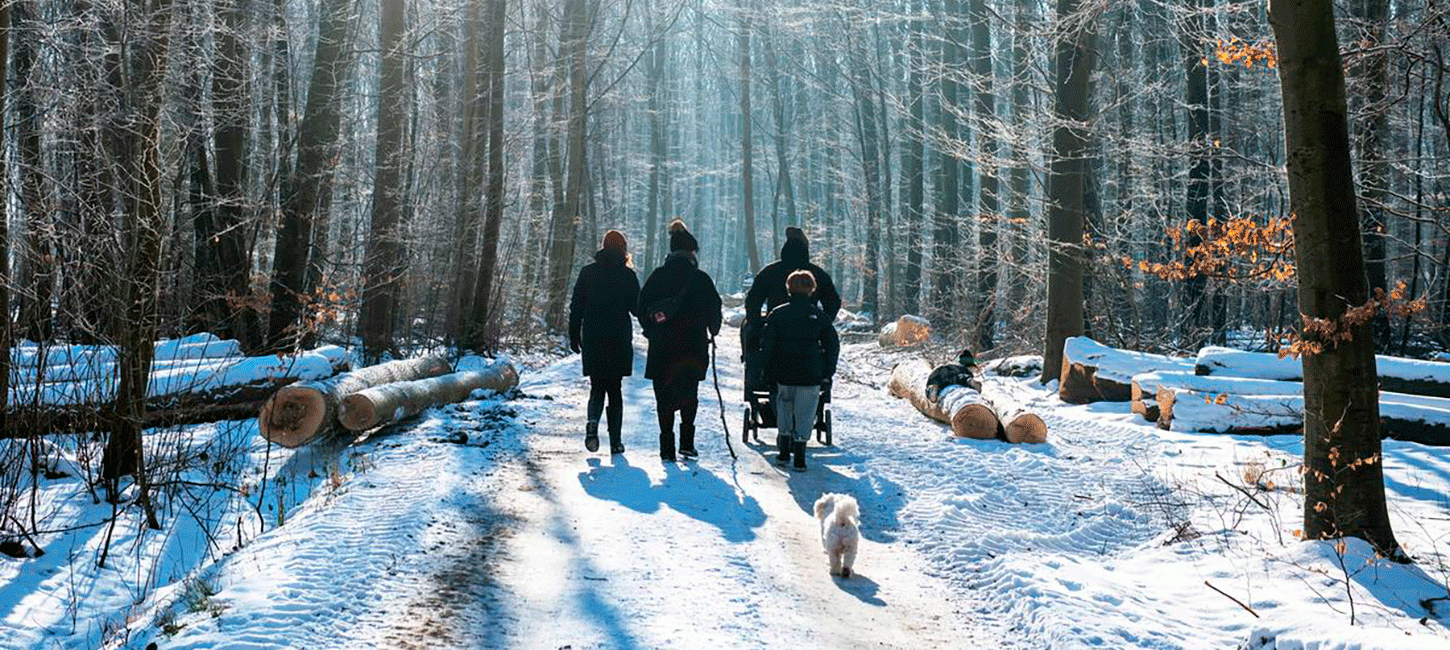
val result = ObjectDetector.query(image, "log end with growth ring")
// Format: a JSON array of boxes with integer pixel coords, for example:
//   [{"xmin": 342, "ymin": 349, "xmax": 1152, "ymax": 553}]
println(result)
[
  {"xmin": 1003, "ymin": 413, "xmax": 1048, "ymax": 444},
  {"xmin": 338, "ymin": 393, "xmax": 380, "ymax": 432},
  {"xmin": 951, "ymin": 404, "xmax": 1000, "ymax": 440},
  {"xmin": 259, "ymin": 385, "xmax": 327, "ymax": 448}
]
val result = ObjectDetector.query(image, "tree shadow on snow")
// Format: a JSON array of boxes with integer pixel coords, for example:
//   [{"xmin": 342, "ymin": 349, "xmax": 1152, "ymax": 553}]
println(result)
[{"xmin": 576, "ymin": 456, "xmax": 767, "ymax": 543}]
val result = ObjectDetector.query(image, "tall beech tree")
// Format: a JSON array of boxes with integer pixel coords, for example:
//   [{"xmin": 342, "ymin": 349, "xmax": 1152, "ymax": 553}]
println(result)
[
  {"xmin": 1268, "ymin": 0, "xmax": 1399, "ymax": 554},
  {"xmin": 1040, "ymin": 0, "xmax": 1096, "ymax": 384}
]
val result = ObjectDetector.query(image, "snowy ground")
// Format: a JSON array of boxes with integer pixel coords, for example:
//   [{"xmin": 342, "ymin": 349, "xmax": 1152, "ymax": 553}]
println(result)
[{"xmin": 4, "ymin": 326, "xmax": 1450, "ymax": 649}]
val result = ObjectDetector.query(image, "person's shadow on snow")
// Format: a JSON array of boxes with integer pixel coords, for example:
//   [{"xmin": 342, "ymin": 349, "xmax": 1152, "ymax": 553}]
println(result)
[
  {"xmin": 783, "ymin": 445, "xmax": 905, "ymax": 544},
  {"xmin": 577, "ymin": 458, "xmax": 767, "ymax": 543},
  {"xmin": 579, "ymin": 456, "xmax": 658, "ymax": 514}
]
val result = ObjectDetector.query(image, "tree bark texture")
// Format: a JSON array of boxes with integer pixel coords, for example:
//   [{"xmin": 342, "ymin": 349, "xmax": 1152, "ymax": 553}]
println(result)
[
  {"xmin": 739, "ymin": 2, "xmax": 761, "ymax": 275},
  {"xmin": 260, "ymin": 354, "xmax": 452, "ymax": 447},
  {"xmin": 1269, "ymin": 0, "xmax": 1399, "ymax": 553},
  {"xmin": 970, "ymin": 0, "xmax": 998, "ymax": 351},
  {"xmin": 360, "ymin": 0, "xmax": 410, "ymax": 362},
  {"xmin": 267, "ymin": 0, "xmax": 354, "ymax": 352},
  {"xmin": 467, "ymin": 0, "xmax": 509, "ymax": 351},
  {"xmin": 544, "ymin": 0, "xmax": 591, "ymax": 332},
  {"xmin": 1040, "ymin": 0, "xmax": 1095, "ymax": 384},
  {"xmin": 338, "ymin": 365, "xmax": 519, "ymax": 431}
]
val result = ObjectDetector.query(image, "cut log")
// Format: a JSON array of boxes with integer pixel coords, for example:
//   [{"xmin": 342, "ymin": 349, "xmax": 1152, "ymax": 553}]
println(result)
[
  {"xmin": 1196, "ymin": 346, "xmax": 1450, "ymax": 398},
  {"xmin": 888, "ymin": 359, "xmax": 999, "ymax": 439},
  {"xmin": 1159, "ymin": 382, "xmax": 1450, "ymax": 446},
  {"xmin": 978, "ymin": 383, "xmax": 1048, "ymax": 443},
  {"xmin": 260, "ymin": 354, "xmax": 452, "ymax": 447},
  {"xmin": 338, "ymin": 363, "xmax": 519, "ymax": 431},
  {"xmin": 878, "ymin": 315, "xmax": 931, "ymax": 348},
  {"xmin": 1129, "ymin": 373, "xmax": 1162, "ymax": 422},
  {"xmin": 1152, "ymin": 373, "xmax": 1303, "ymax": 431},
  {"xmin": 1058, "ymin": 337, "xmax": 1194, "ymax": 404}
]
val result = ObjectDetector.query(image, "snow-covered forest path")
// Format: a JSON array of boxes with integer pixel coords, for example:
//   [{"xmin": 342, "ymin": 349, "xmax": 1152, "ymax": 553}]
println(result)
[
  {"xmin": 468, "ymin": 328, "xmax": 982, "ymax": 648},
  {"xmin": 149, "ymin": 323, "xmax": 1450, "ymax": 650}
]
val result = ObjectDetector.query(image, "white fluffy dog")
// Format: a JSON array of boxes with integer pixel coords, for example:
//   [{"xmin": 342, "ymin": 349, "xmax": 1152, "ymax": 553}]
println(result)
[{"xmin": 813, "ymin": 493, "xmax": 861, "ymax": 578}]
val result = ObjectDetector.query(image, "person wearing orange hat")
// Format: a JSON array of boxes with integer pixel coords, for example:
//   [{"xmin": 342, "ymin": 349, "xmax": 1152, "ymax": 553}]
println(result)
[{"xmin": 569, "ymin": 230, "xmax": 640, "ymax": 454}]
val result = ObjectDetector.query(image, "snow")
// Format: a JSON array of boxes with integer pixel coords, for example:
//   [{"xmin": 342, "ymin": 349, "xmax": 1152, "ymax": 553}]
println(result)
[
  {"xmin": 2, "ymin": 331, "xmax": 1448, "ymax": 650},
  {"xmin": 7, "ymin": 346, "xmax": 343, "ymax": 406},
  {"xmin": 1198, "ymin": 346, "xmax": 1450, "ymax": 385},
  {"xmin": 1063, "ymin": 336, "xmax": 1195, "ymax": 384}
]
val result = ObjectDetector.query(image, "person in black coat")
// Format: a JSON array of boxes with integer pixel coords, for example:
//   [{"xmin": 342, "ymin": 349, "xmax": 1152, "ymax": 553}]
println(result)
[
  {"xmin": 741, "ymin": 226, "xmax": 842, "ymax": 389},
  {"xmin": 637, "ymin": 219, "xmax": 723, "ymax": 461},
  {"xmin": 569, "ymin": 230, "xmax": 641, "ymax": 454},
  {"xmin": 758, "ymin": 269, "xmax": 840, "ymax": 471},
  {"xmin": 744, "ymin": 226, "xmax": 842, "ymax": 322}
]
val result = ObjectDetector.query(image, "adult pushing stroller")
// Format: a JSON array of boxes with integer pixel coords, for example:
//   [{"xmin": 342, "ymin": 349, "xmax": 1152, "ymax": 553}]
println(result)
[{"xmin": 739, "ymin": 319, "xmax": 833, "ymax": 445}]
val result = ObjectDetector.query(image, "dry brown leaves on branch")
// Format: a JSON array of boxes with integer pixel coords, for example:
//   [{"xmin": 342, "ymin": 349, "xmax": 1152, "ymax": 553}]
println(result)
[
  {"xmin": 1121, "ymin": 216, "xmax": 1295, "ymax": 284},
  {"xmin": 1279, "ymin": 284, "xmax": 1427, "ymax": 358}
]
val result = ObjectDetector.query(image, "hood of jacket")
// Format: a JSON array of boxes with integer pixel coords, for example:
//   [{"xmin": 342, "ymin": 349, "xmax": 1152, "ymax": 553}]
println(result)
[
  {"xmin": 780, "ymin": 236, "xmax": 809, "ymax": 267},
  {"xmin": 594, "ymin": 247, "xmax": 626, "ymax": 267}
]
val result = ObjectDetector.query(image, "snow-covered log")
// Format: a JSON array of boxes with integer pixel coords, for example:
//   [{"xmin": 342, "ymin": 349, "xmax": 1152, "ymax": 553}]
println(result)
[
  {"xmin": 338, "ymin": 362, "xmax": 519, "ymax": 431},
  {"xmin": 259, "ymin": 354, "xmax": 452, "ymax": 447},
  {"xmin": 1128, "ymin": 373, "xmax": 1163, "ymax": 422},
  {"xmin": 888, "ymin": 359, "xmax": 999, "ymax": 439},
  {"xmin": 877, "ymin": 315, "xmax": 930, "ymax": 348},
  {"xmin": 1195, "ymin": 346, "xmax": 1450, "ymax": 398},
  {"xmin": 979, "ymin": 383, "xmax": 1049, "ymax": 443},
  {"xmin": 1162, "ymin": 383, "xmax": 1450, "ymax": 446},
  {"xmin": 1058, "ymin": 337, "xmax": 1194, "ymax": 404},
  {"xmin": 1151, "ymin": 372, "xmax": 1303, "ymax": 430}
]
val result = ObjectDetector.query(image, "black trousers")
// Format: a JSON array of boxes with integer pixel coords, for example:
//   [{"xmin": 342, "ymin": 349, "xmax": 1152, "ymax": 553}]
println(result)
[
  {"xmin": 587, "ymin": 376, "xmax": 624, "ymax": 434},
  {"xmin": 652, "ymin": 376, "xmax": 699, "ymax": 434}
]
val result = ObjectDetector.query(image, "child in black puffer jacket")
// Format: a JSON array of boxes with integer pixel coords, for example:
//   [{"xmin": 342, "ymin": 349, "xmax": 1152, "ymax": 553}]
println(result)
[{"xmin": 759, "ymin": 270, "xmax": 840, "ymax": 471}]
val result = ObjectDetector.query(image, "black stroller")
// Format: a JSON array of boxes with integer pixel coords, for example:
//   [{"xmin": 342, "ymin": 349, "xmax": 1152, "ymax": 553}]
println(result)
[{"xmin": 739, "ymin": 320, "xmax": 833, "ymax": 445}]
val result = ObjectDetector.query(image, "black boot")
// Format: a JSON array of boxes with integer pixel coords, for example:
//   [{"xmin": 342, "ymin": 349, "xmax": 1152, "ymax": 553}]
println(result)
[
  {"xmin": 679, "ymin": 424, "xmax": 697, "ymax": 459},
  {"xmin": 659, "ymin": 431, "xmax": 677, "ymax": 462},
  {"xmin": 609, "ymin": 428, "xmax": 625, "ymax": 454},
  {"xmin": 792, "ymin": 441, "xmax": 806, "ymax": 472},
  {"xmin": 585, "ymin": 421, "xmax": 600, "ymax": 452},
  {"xmin": 775, "ymin": 434, "xmax": 792, "ymax": 465}
]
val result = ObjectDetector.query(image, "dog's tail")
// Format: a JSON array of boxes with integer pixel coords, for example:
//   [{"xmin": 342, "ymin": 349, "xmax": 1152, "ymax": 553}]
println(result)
[{"xmin": 831, "ymin": 498, "xmax": 859, "ymax": 527}]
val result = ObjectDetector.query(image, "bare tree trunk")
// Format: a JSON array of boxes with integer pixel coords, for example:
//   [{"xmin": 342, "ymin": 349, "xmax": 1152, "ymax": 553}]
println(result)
[
  {"xmin": 901, "ymin": 0, "xmax": 925, "ymax": 316},
  {"xmin": 851, "ymin": 41, "xmax": 882, "ymax": 316},
  {"xmin": 467, "ymin": 0, "xmax": 509, "ymax": 351},
  {"xmin": 200, "ymin": 0, "xmax": 258, "ymax": 351},
  {"xmin": 1268, "ymin": 0, "xmax": 1399, "ymax": 554},
  {"xmin": 739, "ymin": 0, "xmax": 761, "ymax": 274},
  {"xmin": 645, "ymin": 3, "xmax": 667, "ymax": 268},
  {"xmin": 0, "ymin": 0, "xmax": 10, "ymax": 426},
  {"xmin": 14, "ymin": 0, "xmax": 53, "ymax": 344},
  {"xmin": 360, "ymin": 0, "xmax": 410, "ymax": 362},
  {"xmin": 102, "ymin": 0, "xmax": 175, "ymax": 535},
  {"xmin": 1040, "ymin": 0, "xmax": 1095, "ymax": 384},
  {"xmin": 447, "ymin": 0, "xmax": 486, "ymax": 345},
  {"xmin": 1182, "ymin": 0, "xmax": 1209, "ymax": 337},
  {"xmin": 266, "ymin": 0, "xmax": 354, "ymax": 352},
  {"xmin": 970, "ymin": 0, "xmax": 998, "ymax": 350},
  {"xmin": 544, "ymin": 0, "xmax": 591, "ymax": 332},
  {"xmin": 934, "ymin": 0, "xmax": 962, "ymax": 323}
]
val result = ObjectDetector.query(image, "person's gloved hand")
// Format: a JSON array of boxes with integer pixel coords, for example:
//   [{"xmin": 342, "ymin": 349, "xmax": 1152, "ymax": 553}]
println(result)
[{"xmin": 569, "ymin": 337, "xmax": 582, "ymax": 353}]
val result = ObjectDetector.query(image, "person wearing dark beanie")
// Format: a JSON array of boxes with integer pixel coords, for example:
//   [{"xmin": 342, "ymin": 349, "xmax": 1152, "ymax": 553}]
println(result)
[
  {"xmin": 668, "ymin": 218, "xmax": 699, "ymax": 253},
  {"xmin": 744, "ymin": 226, "xmax": 841, "ymax": 323},
  {"xmin": 637, "ymin": 218, "xmax": 722, "ymax": 461},
  {"xmin": 569, "ymin": 229, "xmax": 640, "ymax": 454}
]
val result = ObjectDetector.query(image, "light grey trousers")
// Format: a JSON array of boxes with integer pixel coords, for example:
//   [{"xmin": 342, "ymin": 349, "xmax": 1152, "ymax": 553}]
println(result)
[{"xmin": 775, "ymin": 384, "xmax": 820, "ymax": 443}]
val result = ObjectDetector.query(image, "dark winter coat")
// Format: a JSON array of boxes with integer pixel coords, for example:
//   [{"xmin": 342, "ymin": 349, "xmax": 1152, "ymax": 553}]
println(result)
[
  {"xmin": 926, "ymin": 362, "xmax": 983, "ymax": 397},
  {"xmin": 638, "ymin": 251, "xmax": 723, "ymax": 383},
  {"xmin": 760, "ymin": 293, "xmax": 840, "ymax": 387},
  {"xmin": 744, "ymin": 236, "xmax": 842, "ymax": 321},
  {"xmin": 569, "ymin": 248, "xmax": 641, "ymax": 378}
]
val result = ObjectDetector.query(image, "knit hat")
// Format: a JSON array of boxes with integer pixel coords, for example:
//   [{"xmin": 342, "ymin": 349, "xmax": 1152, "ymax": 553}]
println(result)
[
  {"xmin": 785, "ymin": 226, "xmax": 807, "ymax": 245},
  {"xmin": 668, "ymin": 219, "xmax": 699, "ymax": 252},
  {"xmin": 957, "ymin": 348, "xmax": 977, "ymax": 367},
  {"xmin": 602, "ymin": 230, "xmax": 627, "ymax": 256}
]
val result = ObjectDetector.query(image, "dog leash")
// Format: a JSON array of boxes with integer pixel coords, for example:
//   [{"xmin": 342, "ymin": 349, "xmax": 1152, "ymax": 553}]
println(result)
[{"xmin": 710, "ymin": 335, "xmax": 736, "ymax": 460}]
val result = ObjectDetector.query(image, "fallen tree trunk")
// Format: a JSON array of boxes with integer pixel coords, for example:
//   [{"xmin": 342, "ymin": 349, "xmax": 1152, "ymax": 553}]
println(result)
[
  {"xmin": 888, "ymin": 359, "xmax": 999, "ymax": 439},
  {"xmin": 259, "ymin": 354, "xmax": 452, "ymax": 447},
  {"xmin": 338, "ymin": 363, "xmax": 519, "ymax": 431},
  {"xmin": 4, "ymin": 379, "xmax": 306, "ymax": 437},
  {"xmin": 1148, "ymin": 372, "xmax": 1301, "ymax": 428},
  {"xmin": 979, "ymin": 383, "xmax": 1048, "ymax": 443},
  {"xmin": 1159, "ymin": 383, "xmax": 1450, "ymax": 446},
  {"xmin": 1196, "ymin": 346, "xmax": 1450, "ymax": 398},
  {"xmin": 1059, "ymin": 337, "xmax": 1194, "ymax": 404}
]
